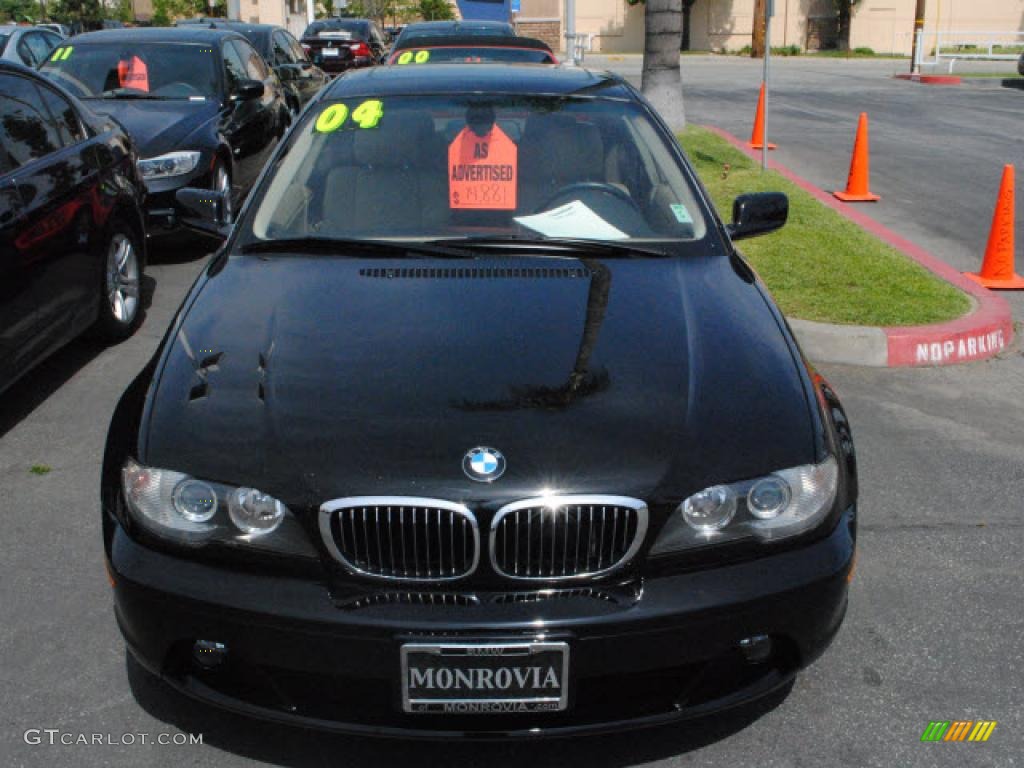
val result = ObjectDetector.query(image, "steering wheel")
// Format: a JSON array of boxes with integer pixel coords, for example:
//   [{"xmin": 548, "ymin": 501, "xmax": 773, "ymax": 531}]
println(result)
[{"xmin": 536, "ymin": 182, "xmax": 641, "ymax": 215}]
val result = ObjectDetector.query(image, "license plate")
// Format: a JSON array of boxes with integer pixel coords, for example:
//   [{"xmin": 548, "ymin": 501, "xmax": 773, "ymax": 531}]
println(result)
[
  {"xmin": 321, "ymin": 48, "xmax": 339, "ymax": 57},
  {"xmin": 401, "ymin": 642, "xmax": 569, "ymax": 714}
]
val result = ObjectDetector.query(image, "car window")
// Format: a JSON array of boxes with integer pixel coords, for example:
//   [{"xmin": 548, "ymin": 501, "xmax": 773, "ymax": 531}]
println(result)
[
  {"xmin": 286, "ymin": 33, "xmax": 309, "ymax": 63},
  {"xmin": 222, "ymin": 40, "xmax": 248, "ymax": 94},
  {"xmin": 247, "ymin": 94, "xmax": 707, "ymax": 244},
  {"xmin": 232, "ymin": 39, "xmax": 269, "ymax": 81},
  {"xmin": 272, "ymin": 31, "xmax": 295, "ymax": 65},
  {"xmin": 0, "ymin": 74, "xmax": 62, "ymax": 170},
  {"xmin": 38, "ymin": 84, "xmax": 86, "ymax": 145},
  {"xmin": 40, "ymin": 42, "xmax": 220, "ymax": 100},
  {"xmin": 392, "ymin": 47, "xmax": 555, "ymax": 64}
]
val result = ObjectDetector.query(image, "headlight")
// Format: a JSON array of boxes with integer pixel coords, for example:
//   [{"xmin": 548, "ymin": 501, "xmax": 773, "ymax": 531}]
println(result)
[
  {"xmin": 137, "ymin": 151, "xmax": 201, "ymax": 180},
  {"xmin": 121, "ymin": 458, "xmax": 316, "ymax": 557},
  {"xmin": 650, "ymin": 456, "xmax": 838, "ymax": 556}
]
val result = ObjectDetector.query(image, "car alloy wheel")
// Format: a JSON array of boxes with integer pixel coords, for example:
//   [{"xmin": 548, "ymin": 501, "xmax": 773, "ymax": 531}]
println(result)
[
  {"xmin": 214, "ymin": 162, "xmax": 233, "ymax": 224},
  {"xmin": 106, "ymin": 232, "xmax": 140, "ymax": 326}
]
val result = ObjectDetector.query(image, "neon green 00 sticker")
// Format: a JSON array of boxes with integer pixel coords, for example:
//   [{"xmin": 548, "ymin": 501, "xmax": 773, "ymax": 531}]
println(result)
[
  {"xmin": 397, "ymin": 51, "xmax": 413, "ymax": 65},
  {"xmin": 414, "ymin": 50, "xmax": 430, "ymax": 63}
]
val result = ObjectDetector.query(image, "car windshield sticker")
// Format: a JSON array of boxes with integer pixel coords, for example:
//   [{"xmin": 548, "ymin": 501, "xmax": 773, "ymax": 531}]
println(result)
[
  {"xmin": 316, "ymin": 103, "xmax": 349, "ymax": 133},
  {"xmin": 448, "ymin": 123, "xmax": 517, "ymax": 210},
  {"xmin": 51, "ymin": 46, "xmax": 72, "ymax": 61},
  {"xmin": 397, "ymin": 51, "xmax": 414, "ymax": 64},
  {"xmin": 315, "ymin": 100, "xmax": 383, "ymax": 133},
  {"xmin": 414, "ymin": 50, "xmax": 430, "ymax": 63},
  {"xmin": 514, "ymin": 200, "xmax": 628, "ymax": 240},
  {"xmin": 670, "ymin": 203, "xmax": 694, "ymax": 224},
  {"xmin": 117, "ymin": 56, "xmax": 149, "ymax": 92}
]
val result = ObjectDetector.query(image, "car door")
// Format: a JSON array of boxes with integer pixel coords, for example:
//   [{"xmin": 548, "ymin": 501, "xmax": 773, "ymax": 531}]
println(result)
[
  {"xmin": 274, "ymin": 30, "xmax": 324, "ymax": 111},
  {"xmin": 0, "ymin": 73, "xmax": 88, "ymax": 389},
  {"xmin": 0, "ymin": 143, "xmax": 31, "ymax": 391},
  {"xmin": 16, "ymin": 31, "xmax": 59, "ymax": 67},
  {"xmin": 220, "ymin": 38, "xmax": 278, "ymax": 193}
]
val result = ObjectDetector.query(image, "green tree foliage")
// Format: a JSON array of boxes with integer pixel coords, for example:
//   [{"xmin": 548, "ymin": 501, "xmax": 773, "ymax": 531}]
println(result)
[
  {"xmin": 418, "ymin": 0, "xmax": 453, "ymax": 21},
  {"xmin": 0, "ymin": 0, "xmax": 40, "ymax": 23}
]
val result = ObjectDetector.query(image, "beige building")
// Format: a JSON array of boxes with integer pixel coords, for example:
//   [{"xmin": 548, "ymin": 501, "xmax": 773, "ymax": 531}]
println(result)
[
  {"xmin": 515, "ymin": 0, "xmax": 1024, "ymax": 56},
  {"xmin": 228, "ymin": 0, "xmax": 309, "ymax": 35}
]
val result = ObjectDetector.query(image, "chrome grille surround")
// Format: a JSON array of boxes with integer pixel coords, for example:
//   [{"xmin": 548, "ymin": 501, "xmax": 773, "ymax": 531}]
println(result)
[
  {"xmin": 319, "ymin": 497, "xmax": 479, "ymax": 581},
  {"xmin": 489, "ymin": 495, "xmax": 648, "ymax": 581}
]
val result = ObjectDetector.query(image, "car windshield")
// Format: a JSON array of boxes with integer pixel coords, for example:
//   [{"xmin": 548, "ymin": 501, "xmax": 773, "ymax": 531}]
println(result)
[
  {"xmin": 39, "ymin": 42, "xmax": 219, "ymax": 100},
  {"xmin": 246, "ymin": 93, "xmax": 707, "ymax": 246},
  {"xmin": 391, "ymin": 47, "xmax": 554, "ymax": 64},
  {"xmin": 305, "ymin": 20, "xmax": 367, "ymax": 39}
]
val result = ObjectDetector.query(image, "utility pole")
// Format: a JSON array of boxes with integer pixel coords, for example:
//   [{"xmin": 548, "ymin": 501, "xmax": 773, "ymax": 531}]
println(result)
[
  {"xmin": 564, "ymin": 0, "xmax": 576, "ymax": 65},
  {"xmin": 910, "ymin": 0, "xmax": 926, "ymax": 74}
]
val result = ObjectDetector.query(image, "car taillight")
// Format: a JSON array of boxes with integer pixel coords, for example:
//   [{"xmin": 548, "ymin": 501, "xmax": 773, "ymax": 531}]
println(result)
[
  {"xmin": 350, "ymin": 41, "xmax": 371, "ymax": 57},
  {"xmin": 301, "ymin": 43, "xmax": 311, "ymax": 53}
]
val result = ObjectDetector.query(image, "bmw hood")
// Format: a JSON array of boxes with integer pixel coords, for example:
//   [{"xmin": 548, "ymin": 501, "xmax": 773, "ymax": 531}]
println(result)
[
  {"xmin": 86, "ymin": 99, "xmax": 217, "ymax": 159},
  {"xmin": 142, "ymin": 254, "xmax": 817, "ymax": 508}
]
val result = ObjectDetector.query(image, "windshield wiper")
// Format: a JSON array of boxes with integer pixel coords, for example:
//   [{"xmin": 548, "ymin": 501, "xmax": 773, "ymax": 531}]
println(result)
[
  {"xmin": 427, "ymin": 235, "xmax": 671, "ymax": 259},
  {"xmin": 98, "ymin": 89, "xmax": 167, "ymax": 100},
  {"xmin": 240, "ymin": 236, "xmax": 481, "ymax": 260}
]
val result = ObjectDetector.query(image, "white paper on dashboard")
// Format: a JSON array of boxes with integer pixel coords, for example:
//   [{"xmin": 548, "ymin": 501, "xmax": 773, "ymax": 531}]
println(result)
[{"xmin": 514, "ymin": 200, "xmax": 628, "ymax": 241}]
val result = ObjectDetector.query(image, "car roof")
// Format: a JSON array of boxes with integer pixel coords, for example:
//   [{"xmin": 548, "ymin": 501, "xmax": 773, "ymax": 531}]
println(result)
[
  {"xmin": 324, "ymin": 63, "xmax": 630, "ymax": 100},
  {"xmin": 403, "ymin": 20, "xmax": 513, "ymax": 33},
  {"xmin": 392, "ymin": 35, "xmax": 553, "ymax": 52},
  {"xmin": 70, "ymin": 27, "xmax": 244, "ymax": 45}
]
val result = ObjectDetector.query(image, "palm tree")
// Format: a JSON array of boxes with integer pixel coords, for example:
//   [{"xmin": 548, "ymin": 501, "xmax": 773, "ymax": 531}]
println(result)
[{"xmin": 640, "ymin": 0, "xmax": 685, "ymax": 131}]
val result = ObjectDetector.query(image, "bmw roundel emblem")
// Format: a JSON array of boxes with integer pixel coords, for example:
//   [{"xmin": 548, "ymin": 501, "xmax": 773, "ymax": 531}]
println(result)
[{"xmin": 463, "ymin": 447, "xmax": 506, "ymax": 482}]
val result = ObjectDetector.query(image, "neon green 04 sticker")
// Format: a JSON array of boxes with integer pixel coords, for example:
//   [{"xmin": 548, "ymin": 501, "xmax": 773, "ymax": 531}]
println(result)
[{"xmin": 315, "ymin": 100, "xmax": 384, "ymax": 133}]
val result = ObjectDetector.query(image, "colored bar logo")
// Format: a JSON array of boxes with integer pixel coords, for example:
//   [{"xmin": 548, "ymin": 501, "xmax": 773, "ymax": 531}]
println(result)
[{"xmin": 921, "ymin": 721, "xmax": 997, "ymax": 742}]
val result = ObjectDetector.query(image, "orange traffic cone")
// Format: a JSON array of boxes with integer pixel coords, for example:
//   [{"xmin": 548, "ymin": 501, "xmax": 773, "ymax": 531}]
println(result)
[
  {"xmin": 834, "ymin": 113, "xmax": 879, "ymax": 202},
  {"xmin": 965, "ymin": 165, "xmax": 1024, "ymax": 289},
  {"xmin": 748, "ymin": 83, "xmax": 776, "ymax": 150}
]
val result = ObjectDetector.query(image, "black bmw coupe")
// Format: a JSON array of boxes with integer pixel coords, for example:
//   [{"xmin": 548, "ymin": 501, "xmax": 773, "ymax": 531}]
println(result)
[{"xmin": 102, "ymin": 64, "xmax": 858, "ymax": 737}]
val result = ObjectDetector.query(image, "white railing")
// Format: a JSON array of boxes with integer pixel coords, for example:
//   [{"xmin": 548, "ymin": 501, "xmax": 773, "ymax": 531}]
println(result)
[{"xmin": 913, "ymin": 29, "xmax": 1024, "ymax": 73}]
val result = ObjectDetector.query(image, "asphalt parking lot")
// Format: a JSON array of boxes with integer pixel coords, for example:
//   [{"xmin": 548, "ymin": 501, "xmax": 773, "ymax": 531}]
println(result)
[{"xmin": 2, "ymin": 57, "xmax": 1023, "ymax": 767}]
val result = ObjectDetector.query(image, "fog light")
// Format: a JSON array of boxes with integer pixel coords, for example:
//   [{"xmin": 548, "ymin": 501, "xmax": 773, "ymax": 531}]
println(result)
[
  {"xmin": 193, "ymin": 639, "xmax": 227, "ymax": 668},
  {"xmin": 738, "ymin": 634, "xmax": 772, "ymax": 664}
]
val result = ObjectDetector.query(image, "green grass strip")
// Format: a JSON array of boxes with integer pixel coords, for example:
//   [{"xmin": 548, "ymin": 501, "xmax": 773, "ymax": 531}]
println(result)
[{"xmin": 679, "ymin": 126, "xmax": 971, "ymax": 326}]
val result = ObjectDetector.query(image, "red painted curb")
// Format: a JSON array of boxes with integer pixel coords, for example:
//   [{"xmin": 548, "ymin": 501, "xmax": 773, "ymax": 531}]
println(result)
[
  {"xmin": 702, "ymin": 125, "xmax": 1014, "ymax": 367},
  {"xmin": 893, "ymin": 73, "xmax": 962, "ymax": 86}
]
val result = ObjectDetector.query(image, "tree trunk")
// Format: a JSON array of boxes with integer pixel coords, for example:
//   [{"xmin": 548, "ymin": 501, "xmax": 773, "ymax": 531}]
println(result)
[
  {"xmin": 680, "ymin": 0, "xmax": 695, "ymax": 51},
  {"xmin": 641, "ymin": 0, "xmax": 685, "ymax": 131},
  {"xmin": 836, "ymin": 1, "xmax": 852, "ymax": 52},
  {"xmin": 751, "ymin": 0, "xmax": 766, "ymax": 57}
]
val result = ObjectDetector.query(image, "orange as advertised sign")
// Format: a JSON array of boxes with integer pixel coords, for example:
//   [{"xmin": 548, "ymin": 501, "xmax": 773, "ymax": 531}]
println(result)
[
  {"xmin": 117, "ymin": 56, "xmax": 149, "ymax": 92},
  {"xmin": 448, "ymin": 124, "xmax": 517, "ymax": 210}
]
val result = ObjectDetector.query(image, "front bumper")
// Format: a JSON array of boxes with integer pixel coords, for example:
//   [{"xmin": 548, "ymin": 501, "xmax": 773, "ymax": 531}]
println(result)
[{"xmin": 109, "ymin": 508, "xmax": 855, "ymax": 738}]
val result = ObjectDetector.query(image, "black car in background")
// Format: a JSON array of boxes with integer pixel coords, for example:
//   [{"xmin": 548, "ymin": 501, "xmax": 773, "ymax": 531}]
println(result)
[
  {"xmin": 39, "ymin": 27, "xmax": 289, "ymax": 235},
  {"xmin": 391, "ymin": 19, "xmax": 515, "ymax": 49},
  {"xmin": 103, "ymin": 64, "xmax": 857, "ymax": 737},
  {"xmin": 1, "ymin": 61, "xmax": 145, "ymax": 394},
  {"xmin": 300, "ymin": 17, "xmax": 388, "ymax": 75},
  {"xmin": 177, "ymin": 20, "xmax": 327, "ymax": 117},
  {"xmin": 0, "ymin": 24, "xmax": 64, "ymax": 67},
  {"xmin": 387, "ymin": 34, "xmax": 557, "ymax": 65}
]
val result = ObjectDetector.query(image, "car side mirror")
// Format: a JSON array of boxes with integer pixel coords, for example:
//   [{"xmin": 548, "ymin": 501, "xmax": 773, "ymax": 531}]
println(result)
[
  {"xmin": 176, "ymin": 187, "xmax": 230, "ymax": 240},
  {"xmin": 234, "ymin": 79, "xmax": 265, "ymax": 101},
  {"xmin": 726, "ymin": 192, "xmax": 788, "ymax": 241}
]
